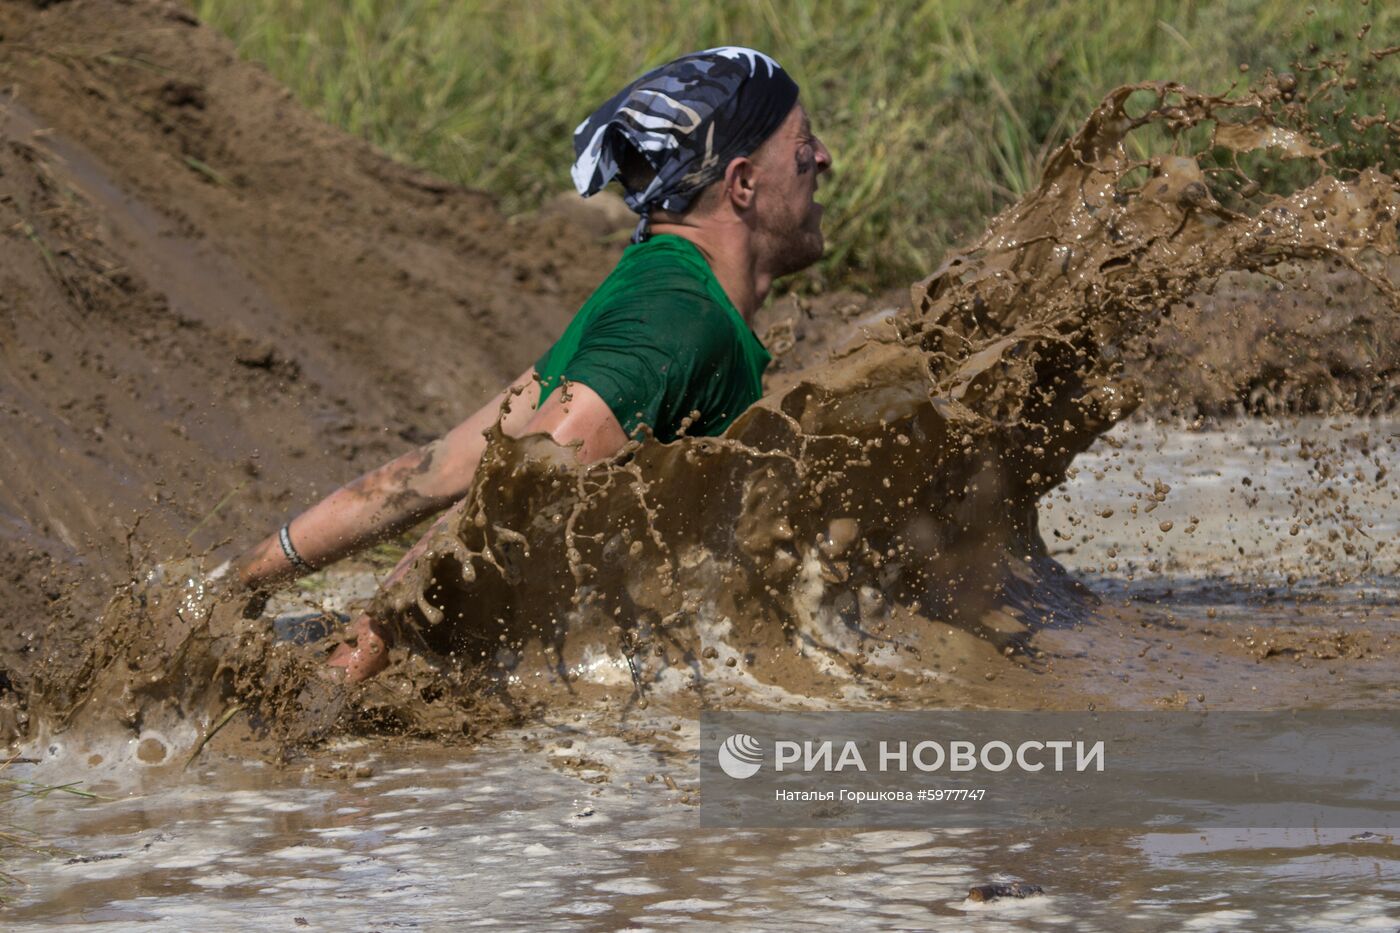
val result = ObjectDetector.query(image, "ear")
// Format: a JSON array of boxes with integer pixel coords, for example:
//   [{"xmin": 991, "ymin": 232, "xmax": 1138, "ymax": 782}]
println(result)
[{"xmin": 722, "ymin": 156, "xmax": 758, "ymax": 211}]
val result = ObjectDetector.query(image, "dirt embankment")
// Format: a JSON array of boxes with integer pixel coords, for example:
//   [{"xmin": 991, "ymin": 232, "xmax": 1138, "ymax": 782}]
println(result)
[{"xmin": 0, "ymin": 0, "xmax": 623, "ymax": 692}]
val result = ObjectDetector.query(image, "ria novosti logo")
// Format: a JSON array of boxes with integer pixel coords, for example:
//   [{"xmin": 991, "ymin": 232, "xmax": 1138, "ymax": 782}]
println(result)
[
  {"xmin": 715, "ymin": 733, "xmax": 1107, "ymax": 779},
  {"xmin": 717, "ymin": 733, "xmax": 764, "ymax": 779}
]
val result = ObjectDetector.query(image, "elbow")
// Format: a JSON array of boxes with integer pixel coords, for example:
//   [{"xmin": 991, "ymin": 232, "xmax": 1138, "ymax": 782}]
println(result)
[{"xmin": 407, "ymin": 440, "xmax": 483, "ymax": 504}]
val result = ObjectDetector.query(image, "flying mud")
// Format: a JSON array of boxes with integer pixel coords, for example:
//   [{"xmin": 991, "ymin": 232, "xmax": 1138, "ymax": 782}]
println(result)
[{"xmin": 344, "ymin": 77, "xmax": 1398, "ymax": 735}]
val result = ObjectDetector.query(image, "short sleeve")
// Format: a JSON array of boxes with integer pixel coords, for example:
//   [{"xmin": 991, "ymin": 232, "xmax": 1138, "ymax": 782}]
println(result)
[
  {"xmin": 534, "ymin": 235, "xmax": 757, "ymax": 442},
  {"xmin": 559, "ymin": 305, "xmax": 678, "ymax": 439}
]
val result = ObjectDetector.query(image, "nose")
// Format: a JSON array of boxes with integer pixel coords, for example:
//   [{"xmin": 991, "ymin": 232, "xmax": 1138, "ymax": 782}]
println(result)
[{"xmin": 813, "ymin": 136, "xmax": 833, "ymax": 174}]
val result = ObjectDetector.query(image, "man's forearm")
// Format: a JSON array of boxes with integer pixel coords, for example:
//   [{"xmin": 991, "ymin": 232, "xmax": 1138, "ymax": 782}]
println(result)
[
  {"xmin": 234, "ymin": 445, "xmax": 459, "ymax": 590},
  {"xmin": 233, "ymin": 370, "xmax": 541, "ymax": 593},
  {"xmin": 322, "ymin": 377, "xmax": 623, "ymax": 684}
]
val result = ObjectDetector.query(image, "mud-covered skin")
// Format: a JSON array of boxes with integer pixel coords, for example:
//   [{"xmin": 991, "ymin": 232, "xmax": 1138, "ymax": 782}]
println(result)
[{"xmin": 4, "ymin": 2, "xmax": 1398, "ymax": 752}]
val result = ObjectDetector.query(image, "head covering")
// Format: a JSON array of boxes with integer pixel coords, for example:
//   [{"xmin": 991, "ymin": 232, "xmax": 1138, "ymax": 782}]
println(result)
[{"xmin": 571, "ymin": 46, "xmax": 800, "ymax": 242}]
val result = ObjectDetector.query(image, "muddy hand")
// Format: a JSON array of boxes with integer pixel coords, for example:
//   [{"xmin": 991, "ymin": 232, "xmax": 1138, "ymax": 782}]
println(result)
[{"xmin": 327, "ymin": 614, "xmax": 392, "ymax": 683}]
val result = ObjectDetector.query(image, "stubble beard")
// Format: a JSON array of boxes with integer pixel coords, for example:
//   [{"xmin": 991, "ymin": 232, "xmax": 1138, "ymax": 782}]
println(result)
[{"xmin": 763, "ymin": 204, "xmax": 825, "ymax": 279}]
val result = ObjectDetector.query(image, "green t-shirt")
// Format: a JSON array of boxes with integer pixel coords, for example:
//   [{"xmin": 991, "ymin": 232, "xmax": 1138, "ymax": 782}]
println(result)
[{"xmin": 534, "ymin": 234, "xmax": 771, "ymax": 443}]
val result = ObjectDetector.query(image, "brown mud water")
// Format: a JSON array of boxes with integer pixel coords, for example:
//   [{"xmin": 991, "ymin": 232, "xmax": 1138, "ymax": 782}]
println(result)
[
  {"xmin": 1, "ymin": 2, "xmax": 1398, "ymax": 928},
  {"xmin": 4, "ymin": 420, "xmax": 1398, "ymax": 928}
]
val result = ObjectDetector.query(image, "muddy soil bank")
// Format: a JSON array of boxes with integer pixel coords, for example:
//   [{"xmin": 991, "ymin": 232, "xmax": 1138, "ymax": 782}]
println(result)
[{"xmin": 0, "ymin": 0, "xmax": 625, "ymax": 696}]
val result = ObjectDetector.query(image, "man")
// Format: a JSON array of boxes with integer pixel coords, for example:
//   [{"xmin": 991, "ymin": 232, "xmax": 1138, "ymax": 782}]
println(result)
[{"xmin": 232, "ymin": 47, "xmax": 832, "ymax": 683}]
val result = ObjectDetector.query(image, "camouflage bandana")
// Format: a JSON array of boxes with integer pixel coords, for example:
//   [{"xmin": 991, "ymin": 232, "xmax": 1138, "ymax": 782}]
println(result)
[{"xmin": 571, "ymin": 47, "xmax": 800, "ymax": 242}]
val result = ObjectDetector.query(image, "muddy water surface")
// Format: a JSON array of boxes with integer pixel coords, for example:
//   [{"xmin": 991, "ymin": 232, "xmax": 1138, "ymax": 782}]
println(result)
[
  {"xmin": 6, "ymin": 419, "xmax": 1396, "ymax": 931},
  {"xmin": 1038, "ymin": 416, "xmax": 1400, "ymax": 711}
]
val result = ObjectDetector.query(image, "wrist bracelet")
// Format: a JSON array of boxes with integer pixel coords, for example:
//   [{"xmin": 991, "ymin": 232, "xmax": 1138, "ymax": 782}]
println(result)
[{"xmin": 278, "ymin": 523, "xmax": 314, "ymax": 575}]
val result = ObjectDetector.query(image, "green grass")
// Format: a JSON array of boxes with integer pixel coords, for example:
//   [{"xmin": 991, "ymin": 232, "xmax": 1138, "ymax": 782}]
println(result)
[
  {"xmin": 1, "ymin": 763, "xmax": 95, "ymax": 902},
  {"xmin": 194, "ymin": 0, "xmax": 1396, "ymax": 289}
]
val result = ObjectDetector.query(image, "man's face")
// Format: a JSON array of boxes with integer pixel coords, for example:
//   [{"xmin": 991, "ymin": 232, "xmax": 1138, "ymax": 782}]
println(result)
[{"xmin": 752, "ymin": 104, "xmax": 832, "ymax": 278}]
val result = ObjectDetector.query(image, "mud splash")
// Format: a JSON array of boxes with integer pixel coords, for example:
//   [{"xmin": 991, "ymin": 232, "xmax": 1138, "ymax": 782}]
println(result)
[
  {"xmin": 359, "ymin": 76, "xmax": 1398, "ymax": 725},
  {"xmin": 28, "ymin": 66, "xmax": 1400, "ymax": 749}
]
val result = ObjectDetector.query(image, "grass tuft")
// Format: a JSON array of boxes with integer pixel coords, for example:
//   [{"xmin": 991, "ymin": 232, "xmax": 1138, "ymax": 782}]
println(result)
[{"xmin": 1, "ymin": 757, "xmax": 95, "ymax": 903}]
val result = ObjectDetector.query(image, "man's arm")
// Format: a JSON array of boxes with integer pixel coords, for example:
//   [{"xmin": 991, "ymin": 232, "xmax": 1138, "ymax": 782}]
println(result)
[
  {"xmin": 234, "ymin": 368, "xmax": 545, "ymax": 592},
  {"xmin": 322, "ymin": 378, "xmax": 629, "ymax": 682},
  {"xmin": 336, "ymin": 377, "xmax": 628, "ymax": 597}
]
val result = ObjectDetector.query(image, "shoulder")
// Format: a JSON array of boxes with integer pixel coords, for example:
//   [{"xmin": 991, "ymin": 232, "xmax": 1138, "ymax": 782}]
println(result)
[
  {"xmin": 593, "ymin": 239, "xmax": 735, "ymax": 346},
  {"xmin": 610, "ymin": 235, "xmax": 712, "ymax": 292}
]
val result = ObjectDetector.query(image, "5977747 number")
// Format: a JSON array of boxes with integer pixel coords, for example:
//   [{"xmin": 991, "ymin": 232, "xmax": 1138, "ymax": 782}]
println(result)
[{"xmin": 917, "ymin": 788, "xmax": 986, "ymax": 802}]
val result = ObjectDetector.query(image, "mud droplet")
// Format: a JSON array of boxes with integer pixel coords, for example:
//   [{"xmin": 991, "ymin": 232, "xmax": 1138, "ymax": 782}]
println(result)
[
  {"xmin": 136, "ymin": 736, "xmax": 168, "ymax": 764},
  {"xmin": 821, "ymin": 517, "xmax": 861, "ymax": 557}
]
